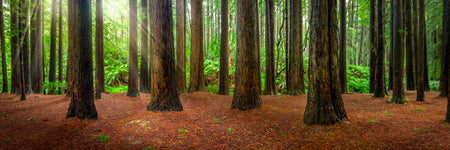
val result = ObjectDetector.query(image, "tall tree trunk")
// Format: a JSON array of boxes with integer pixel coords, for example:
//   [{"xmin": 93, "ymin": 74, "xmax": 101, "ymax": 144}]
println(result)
[
  {"xmin": 10, "ymin": 0, "xmax": 19, "ymax": 94},
  {"xmin": 339, "ymin": 0, "xmax": 347, "ymax": 94},
  {"xmin": 413, "ymin": 0, "xmax": 418, "ymax": 90},
  {"xmin": 66, "ymin": 0, "xmax": 78, "ymax": 97},
  {"xmin": 219, "ymin": 0, "xmax": 229, "ymax": 95},
  {"xmin": 19, "ymin": 0, "xmax": 27, "ymax": 100},
  {"xmin": 231, "ymin": 0, "xmax": 262, "ymax": 110},
  {"xmin": 49, "ymin": 0, "xmax": 57, "ymax": 94},
  {"xmin": 41, "ymin": 1, "xmax": 45, "ymax": 94},
  {"xmin": 31, "ymin": 0, "xmax": 42, "ymax": 94},
  {"xmin": 304, "ymin": 0, "xmax": 348, "ymax": 125},
  {"xmin": 374, "ymin": 0, "xmax": 386, "ymax": 97},
  {"xmin": 288, "ymin": 0, "xmax": 304, "ymax": 96},
  {"xmin": 444, "ymin": 0, "xmax": 450, "ymax": 123},
  {"xmin": 66, "ymin": 0, "xmax": 98, "ymax": 120},
  {"xmin": 127, "ymin": 0, "xmax": 139, "ymax": 97},
  {"xmin": 388, "ymin": 0, "xmax": 394, "ymax": 91},
  {"xmin": 391, "ymin": 0, "xmax": 405, "ymax": 103},
  {"xmin": 140, "ymin": 0, "xmax": 149, "ymax": 94},
  {"xmin": 416, "ymin": 0, "xmax": 425, "ymax": 101},
  {"xmin": 147, "ymin": 0, "xmax": 183, "ymax": 112},
  {"xmin": 188, "ymin": 0, "xmax": 206, "ymax": 92},
  {"xmin": 440, "ymin": 0, "xmax": 449, "ymax": 97},
  {"xmin": 58, "ymin": 0, "xmax": 63, "ymax": 85},
  {"xmin": 369, "ymin": 0, "xmax": 377, "ymax": 93},
  {"xmin": 95, "ymin": 0, "xmax": 104, "ymax": 99},
  {"xmin": 285, "ymin": 0, "xmax": 290, "ymax": 92},
  {"xmin": 424, "ymin": 28, "xmax": 430, "ymax": 91},
  {"xmin": 0, "ymin": 0, "xmax": 7, "ymax": 93},
  {"xmin": 176, "ymin": 0, "xmax": 186, "ymax": 94},
  {"xmin": 405, "ymin": 0, "xmax": 414, "ymax": 91}
]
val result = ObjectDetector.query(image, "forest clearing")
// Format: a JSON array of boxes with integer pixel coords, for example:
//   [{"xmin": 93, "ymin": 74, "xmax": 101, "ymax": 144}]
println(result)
[{"xmin": 1, "ymin": 91, "xmax": 449, "ymax": 149}]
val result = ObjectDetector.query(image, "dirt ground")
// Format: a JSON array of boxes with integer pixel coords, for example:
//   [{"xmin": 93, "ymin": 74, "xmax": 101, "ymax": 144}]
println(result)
[{"xmin": 0, "ymin": 91, "xmax": 449, "ymax": 149}]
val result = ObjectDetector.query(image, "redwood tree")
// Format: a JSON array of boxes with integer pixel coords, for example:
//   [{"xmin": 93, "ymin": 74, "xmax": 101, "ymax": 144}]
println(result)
[
  {"xmin": 416, "ymin": 0, "xmax": 425, "ymax": 101},
  {"xmin": 405, "ymin": 0, "xmax": 414, "ymax": 91},
  {"xmin": 440, "ymin": 0, "xmax": 449, "ymax": 97},
  {"xmin": 31, "ymin": 0, "xmax": 42, "ymax": 94},
  {"xmin": 339, "ymin": 0, "xmax": 347, "ymax": 94},
  {"xmin": 264, "ymin": 0, "xmax": 275, "ymax": 95},
  {"xmin": 188, "ymin": 0, "xmax": 206, "ymax": 93},
  {"xmin": 219, "ymin": 0, "xmax": 229, "ymax": 95},
  {"xmin": 19, "ymin": 0, "xmax": 31, "ymax": 95},
  {"xmin": 304, "ymin": 0, "xmax": 348, "ymax": 125},
  {"xmin": 444, "ymin": 0, "xmax": 450, "ymax": 123},
  {"xmin": 95, "ymin": 0, "xmax": 104, "ymax": 99},
  {"xmin": 147, "ymin": 0, "xmax": 183, "ymax": 112},
  {"xmin": 66, "ymin": 0, "xmax": 98, "ymax": 120},
  {"xmin": 176, "ymin": 0, "xmax": 186, "ymax": 94},
  {"xmin": 369, "ymin": 0, "xmax": 377, "ymax": 93},
  {"xmin": 127, "ymin": 0, "xmax": 139, "ymax": 97},
  {"xmin": 49, "ymin": 0, "xmax": 57, "ymax": 94},
  {"xmin": 10, "ymin": 0, "xmax": 19, "ymax": 94},
  {"xmin": 231, "ymin": 0, "xmax": 262, "ymax": 110},
  {"xmin": 288, "ymin": 0, "xmax": 304, "ymax": 96},
  {"xmin": 140, "ymin": 0, "xmax": 150, "ymax": 94},
  {"xmin": 0, "ymin": 0, "xmax": 7, "ymax": 93},
  {"xmin": 391, "ymin": 0, "xmax": 405, "ymax": 103},
  {"xmin": 58, "ymin": 0, "xmax": 63, "ymax": 83},
  {"xmin": 374, "ymin": 0, "xmax": 386, "ymax": 97}
]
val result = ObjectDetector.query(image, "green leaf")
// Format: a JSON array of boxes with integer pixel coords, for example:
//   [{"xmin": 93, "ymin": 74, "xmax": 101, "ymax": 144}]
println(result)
[
  {"xmin": 178, "ymin": 129, "xmax": 189, "ymax": 133},
  {"xmin": 227, "ymin": 128, "xmax": 233, "ymax": 131},
  {"xmin": 1, "ymin": 138, "xmax": 11, "ymax": 141}
]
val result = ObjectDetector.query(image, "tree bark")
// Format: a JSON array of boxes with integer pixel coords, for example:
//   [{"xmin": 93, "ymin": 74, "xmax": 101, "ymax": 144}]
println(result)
[
  {"xmin": 127, "ymin": 0, "xmax": 139, "ymax": 97},
  {"xmin": 304, "ymin": 0, "xmax": 348, "ymax": 125},
  {"xmin": 287, "ymin": 0, "xmax": 304, "ymax": 96},
  {"xmin": 391, "ymin": 0, "xmax": 405, "ymax": 103},
  {"xmin": 147, "ymin": 0, "xmax": 183, "ymax": 112},
  {"xmin": 58, "ymin": 0, "xmax": 63, "ymax": 84},
  {"xmin": 231, "ymin": 0, "xmax": 262, "ymax": 111},
  {"xmin": 369, "ymin": 0, "xmax": 377, "ymax": 93},
  {"xmin": 339, "ymin": 0, "xmax": 347, "ymax": 94},
  {"xmin": 10, "ymin": 0, "xmax": 19, "ymax": 94},
  {"xmin": 374, "ymin": 0, "xmax": 386, "ymax": 97},
  {"xmin": 66, "ymin": 0, "xmax": 79, "ymax": 97},
  {"xmin": 188, "ymin": 0, "xmax": 206, "ymax": 93},
  {"xmin": 19, "ymin": 0, "xmax": 27, "ymax": 100},
  {"xmin": 388, "ymin": 0, "xmax": 394, "ymax": 91},
  {"xmin": 31, "ymin": 0, "xmax": 42, "ymax": 94},
  {"xmin": 405, "ymin": 0, "xmax": 414, "ymax": 91},
  {"xmin": 285, "ymin": 0, "xmax": 290, "ymax": 92},
  {"xmin": 139, "ymin": 0, "xmax": 149, "ymax": 94},
  {"xmin": 176, "ymin": 0, "xmax": 186, "ymax": 94},
  {"xmin": 95, "ymin": 0, "xmax": 104, "ymax": 99},
  {"xmin": 1, "ymin": 0, "xmax": 7, "ymax": 93},
  {"xmin": 413, "ymin": 0, "xmax": 418, "ymax": 90},
  {"xmin": 66, "ymin": 0, "xmax": 98, "ymax": 120},
  {"xmin": 440, "ymin": 0, "xmax": 449, "ymax": 97},
  {"xmin": 415, "ymin": 0, "xmax": 425, "ymax": 101},
  {"xmin": 219, "ymin": 0, "xmax": 230, "ymax": 95},
  {"xmin": 445, "ymin": 0, "xmax": 450, "ymax": 123},
  {"xmin": 49, "ymin": 0, "xmax": 57, "ymax": 94}
]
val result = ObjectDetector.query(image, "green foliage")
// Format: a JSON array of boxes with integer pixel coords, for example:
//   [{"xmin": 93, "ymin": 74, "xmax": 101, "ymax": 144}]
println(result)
[
  {"xmin": 384, "ymin": 111, "xmax": 392, "ymax": 115},
  {"xmin": 347, "ymin": 65, "xmax": 370, "ymax": 93},
  {"xmin": 178, "ymin": 129, "xmax": 189, "ymax": 133},
  {"xmin": 42, "ymin": 81, "xmax": 67, "ymax": 94},
  {"xmin": 207, "ymin": 84, "xmax": 219, "ymax": 94},
  {"xmin": 142, "ymin": 147, "xmax": 153, "ymax": 150},
  {"xmin": 105, "ymin": 86, "xmax": 127, "ymax": 94},
  {"xmin": 415, "ymin": 108, "xmax": 424, "ymax": 112},
  {"xmin": 1, "ymin": 138, "xmax": 11, "ymax": 142},
  {"xmin": 413, "ymin": 128, "xmax": 428, "ymax": 132},
  {"xmin": 227, "ymin": 128, "xmax": 233, "ymax": 132},
  {"xmin": 94, "ymin": 135, "xmax": 110, "ymax": 142},
  {"xmin": 429, "ymin": 81, "xmax": 439, "ymax": 92},
  {"xmin": 368, "ymin": 119, "xmax": 378, "ymax": 123}
]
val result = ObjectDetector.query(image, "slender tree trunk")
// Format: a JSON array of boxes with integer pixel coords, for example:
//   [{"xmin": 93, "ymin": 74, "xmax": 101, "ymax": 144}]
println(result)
[
  {"xmin": 288, "ymin": 0, "xmax": 304, "ymax": 95},
  {"xmin": 285, "ymin": 0, "xmax": 290, "ymax": 92},
  {"xmin": 424, "ymin": 27, "xmax": 430, "ymax": 91},
  {"xmin": 391, "ymin": 0, "xmax": 405, "ymax": 103},
  {"xmin": 304, "ymin": 0, "xmax": 348, "ymax": 125},
  {"xmin": 405, "ymin": 0, "xmax": 414, "ymax": 91},
  {"xmin": 49, "ymin": 0, "xmax": 57, "ymax": 94},
  {"xmin": 0, "ymin": 0, "xmax": 7, "ymax": 93},
  {"xmin": 31, "ymin": 0, "xmax": 42, "ymax": 94},
  {"xmin": 374, "ymin": 0, "xmax": 386, "ymax": 97},
  {"xmin": 369, "ymin": 0, "xmax": 377, "ymax": 93},
  {"xmin": 219, "ymin": 0, "xmax": 229, "ymax": 95},
  {"xmin": 41, "ymin": 1, "xmax": 45, "ymax": 94},
  {"xmin": 339, "ymin": 0, "xmax": 347, "ymax": 94},
  {"xmin": 95, "ymin": 0, "xmax": 104, "ymax": 99},
  {"xmin": 188, "ymin": 0, "xmax": 206, "ymax": 92},
  {"xmin": 19, "ymin": 0, "xmax": 27, "ymax": 100},
  {"xmin": 147, "ymin": 0, "xmax": 183, "ymax": 112},
  {"xmin": 176, "ymin": 0, "xmax": 186, "ymax": 94},
  {"xmin": 388, "ymin": 0, "xmax": 394, "ymax": 91},
  {"xmin": 127, "ymin": 0, "xmax": 139, "ymax": 97},
  {"xmin": 58, "ymin": 0, "xmax": 63, "ymax": 85},
  {"xmin": 413, "ymin": 0, "xmax": 418, "ymax": 89},
  {"xmin": 66, "ymin": 0, "xmax": 98, "ymax": 120},
  {"xmin": 440, "ymin": 0, "xmax": 449, "ymax": 97},
  {"xmin": 231, "ymin": 0, "xmax": 262, "ymax": 110},
  {"xmin": 140, "ymin": 0, "xmax": 149, "ymax": 94},
  {"xmin": 416, "ymin": 0, "xmax": 425, "ymax": 101},
  {"xmin": 10, "ymin": 0, "xmax": 19, "ymax": 94}
]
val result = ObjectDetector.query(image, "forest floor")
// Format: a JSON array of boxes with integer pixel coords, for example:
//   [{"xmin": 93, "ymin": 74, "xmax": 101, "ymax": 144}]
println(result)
[{"xmin": 0, "ymin": 91, "xmax": 449, "ymax": 149}]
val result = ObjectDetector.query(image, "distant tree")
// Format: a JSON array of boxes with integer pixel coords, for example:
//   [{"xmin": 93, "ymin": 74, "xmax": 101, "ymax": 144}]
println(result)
[
  {"xmin": 58, "ymin": 0, "xmax": 63, "ymax": 83},
  {"xmin": 369, "ymin": 0, "xmax": 377, "ymax": 93},
  {"xmin": 147, "ymin": 0, "xmax": 183, "ymax": 112},
  {"xmin": 188, "ymin": 0, "xmax": 206, "ymax": 93},
  {"xmin": 219, "ymin": 0, "xmax": 229, "ymax": 95},
  {"xmin": 231, "ymin": 0, "xmax": 262, "ymax": 110},
  {"xmin": 140, "ymin": 0, "xmax": 150, "ymax": 94},
  {"xmin": 49, "ymin": 0, "xmax": 57, "ymax": 94},
  {"xmin": 339, "ymin": 0, "xmax": 347, "ymax": 94},
  {"xmin": 0, "ymin": 0, "xmax": 7, "ymax": 93},
  {"xmin": 415, "ymin": 0, "xmax": 425, "ymax": 101},
  {"xmin": 405, "ymin": 0, "xmax": 414, "ymax": 91},
  {"xmin": 288, "ymin": 0, "xmax": 304, "ymax": 96},
  {"xmin": 66, "ymin": 0, "xmax": 98, "ymax": 120},
  {"xmin": 391, "ymin": 0, "xmax": 405, "ymax": 103},
  {"xmin": 10, "ymin": 0, "xmax": 19, "ymax": 94},
  {"xmin": 127, "ymin": 0, "xmax": 139, "ymax": 97},
  {"xmin": 31, "ymin": 0, "xmax": 42, "ymax": 94},
  {"xmin": 374, "ymin": 0, "xmax": 386, "ymax": 97},
  {"xmin": 304, "ymin": 0, "xmax": 348, "ymax": 125},
  {"xmin": 413, "ymin": 0, "xmax": 418, "ymax": 91},
  {"xmin": 264, "ymin": 0, "xmax": 275, "ymax": 95},
  {"xmin": 176, "ymin": 0, "xmax": 186, "ymax": 94},
  {"xmin": 95, "ymin": 0, "xmax": 104, "ymax": 99}
]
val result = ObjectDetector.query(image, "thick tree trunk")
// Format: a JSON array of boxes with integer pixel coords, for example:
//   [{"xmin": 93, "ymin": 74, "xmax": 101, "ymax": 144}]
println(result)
[
  {"xmin": 304, "ymin": 0, "xmax": 348, "ymax": 125},
  {"xmin": 95, "ymin": 0, "xmax": 104, "ymax": 99},
  {"xmin": 66, "ymin": 0, "xmax": 98, "ymax": 120},
  {"xmin": 391, "ymin": 0, "xmax": 405, "ymax": 103},
  {"xmin": 188, "ymin": 0, "xmax": 206, "ymax": 93},
  {"xmin": 127, "ymin": 0, "xmax": 139, "ymax": 97},
  {"xmin": 444, "ymin": 0, "xmax": 450, "ymax": 122},
  {"xmin": 219, "ymin": 0, "xmax": 230, "ymax": 95},
  {"xmin": 140, "ymin": 0, "xmax": 149, "ymax": 94},
  {"xmin": 287, "ymin": 0, "xmax": 304, "ymax": 96},
  {"xmin": 49, "ymin": 0, "xmax": 57, "ymax": 94},
  {"xmin": 416, "ymin": 0, "xmax": 425, "ymax": 101},
  {"xmin": 413, "ymin": 0, "xmax": 418, "ymax": 91},
  {"xmin": 66, "ymin": 0, "xmax": 79, "ymax": 97},
  {"xmin": 339, "ymin": 0, "xmax": 347, "ymax": 94},
  {"xmin": 19, "ymin": 0, "xmax": 27, "ymax": 100},
  {"xmin": 1, "ymin": 0, "xmax": 7, "ymax": 93},
  {"xmin": 424, "ymin": 28, "xmax": 430, "ymax": 91},
  {"xmin": 440, "ymin": 0, "xmax": 449, "ymax": 97},
  {"xmin": 369, "ymin": 0, "xmax": 377, "ymax": 93},
  {"xmin": 58, "ymin": 0, "xmax": 63, "ymax": 84},
  {"xmin": 374, "ymin": 0, "xmax": 386, "ymax": 97},
  {"xmin": 231, "ymin": 0, "xmax": 262, "ymax": 111},
  {"xmin": 176, "ymin": 0, "xmax": 186, "ymax": 94},
  {"xmin": 10, "ymin": 0, "xmax": 19, "ymax": 94},
  {"xmin": 31, "ymin": 0, "xmax": 42, "ymax": 94},
  {"xmin": 147, "ymin": 0, "xmax": 183, "ymax": 112},
  {"xmin": 388, "ymin": 0, "xmax": 393, "ymax": 91},
  {"xmin": 405, "ymin": 0, "xmax": 414, "ymax": 91}
]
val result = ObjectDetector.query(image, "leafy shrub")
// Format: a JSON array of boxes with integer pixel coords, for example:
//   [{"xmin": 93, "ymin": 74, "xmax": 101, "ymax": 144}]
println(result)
[{"xmin": 42, "ymin": 81, "xmax": 67, "ymax": 94}]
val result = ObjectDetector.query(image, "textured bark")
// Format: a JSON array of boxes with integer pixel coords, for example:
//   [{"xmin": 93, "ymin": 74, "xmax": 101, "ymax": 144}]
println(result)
[
  {"xmin": 66, "ymin": 0, "xmax": 98, "ymax": 120},
  {"xmin": 1, "ymin": 0, "xmax": 7, "ymax": 93},
  {"xmin": 285, "ymin": 0, "xmax": 290, "ymax": 92},
  {"xmin": 369, "ymin": 0, "xmax": 377, "ymax": 93},
  {"xmin": 446, "ymin": 0, "xmax": 450, "ymax": 123},
  {"xmin": 66, "ymin": 0, "xmax": 79, "ymax": 97},
  {"xmin": 424, "ymin": 28, "xmax": 430, "ymax": 91},
  {"xmin": 31, "ymin": 0, "xmax": 42, "ymax": 94},
  {"xmin": 95, "ymin": 0, "xmax": 104, "ymax": 99},
  {"xmin": 219, "ymin": 0, "xmax": 230, "ymax": 95},
  {"xmin": 147, "ymin": 0, "xmax": 183, "ymax": 112},
  {"xmin": 405, "ymin": 0, "xmax": 414, "ymax": 91},
  {"xmin": 41, "ymin": 1, "xmax": 45, "ymax": 94},
  {"xmin": 374, "ymin": 0, "xmax": 386, "ymax": 97},
  {"xmin": 388, "ymin": 0, "xmax": 393, "ymax": 91},
  {"xmin": 188, "ymin": 0, "xmax": 206, "ymax": 93},
  {"xmin": 287, "ymin": 0, "xmax": 304, "ymax": 96},
  {"xmin": 19, "ymin": 0, "xmax": 27, "ymax": 99},
  {"xmin": 176, "ymin": 0, "xmax": 186, "ymax": 94},
  {"xmin": 304, "ymin": 0, "xmax": 348, "ymax": 125},
  {"xmin": 58, "ymin": 0, "xmax": 63, "ymax": 83},
  {"xmin": 139, "ymin": 0, "xmax": 149, "ymax": 94},
  {"xmin": 413, "ymin": 0, "xmax": 418, "ymax": 91},
  {"xmin": 339, "ymin": 0, "xmax": 347, "ymax": 94},
  {"xmin": 391, "ymin": 0, "xmax": 405, "ymax": 103},
  {"xmin": 440, "ymin": 0, "xmax": 449, "ymax": 97},
  {"xmin": 416, "ymin": 0, "xmax": 425, "ymax": 101},
  {"xmin": 10, "ymin": 0, "xmax": 19, "ymax": 94},
  {"xmin": 127, "ymin": 0, "xmax": 139, "ymax": 97},
  {"xmin": 49, "ymin": 0, "xmax": 57, "ymax": 94},
  {"xmin": 231, "ymin": 0, "xmax": 262, "ymax": 111}
]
